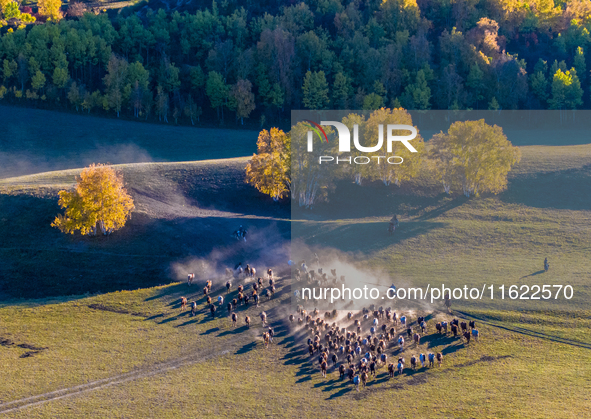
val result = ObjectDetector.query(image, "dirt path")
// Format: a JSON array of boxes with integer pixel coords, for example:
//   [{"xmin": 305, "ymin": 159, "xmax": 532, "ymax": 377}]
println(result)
[{"xmin": 0, "ymin": 345, "xmax": 236, "ymax": 414}]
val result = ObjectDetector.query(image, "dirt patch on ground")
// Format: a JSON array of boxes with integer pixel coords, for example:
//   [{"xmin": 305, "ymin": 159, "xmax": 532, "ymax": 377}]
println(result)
[
  {"xmin": 20, "ymin": 351, "xmax": 42, "ymax": 358},
  {"xmin": 87, "ymin": 303, "xmax": 148, "ymax": 317},
  {"xmin": 0, "ymin": 338, "xmax": 14, "ymax": 347},
  {"xmin": 1, "ymin": 337, "xmax": 48, "ymax": 357}
]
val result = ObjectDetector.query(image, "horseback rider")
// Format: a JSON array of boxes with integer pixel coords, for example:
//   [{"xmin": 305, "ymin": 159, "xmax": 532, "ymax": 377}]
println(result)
[
  {"xmin": 444, "ymin": 292, "xmax": 452, "ymax": 313},
  {"xmin": 389, "ymin": 215, "xmax": 399, "ymax": 233},
  {"xmin": 544, "ymin": 257, "xmax": 549, "ymax": 272},
  {"xmin": 234, "ymin": 225, "xmax": 247, "ymax": 241}
]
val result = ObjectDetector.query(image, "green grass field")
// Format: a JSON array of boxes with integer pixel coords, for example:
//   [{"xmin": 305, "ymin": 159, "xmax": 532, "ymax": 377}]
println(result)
[
  {"xmin": 1, "ymin": 142, "xmax": 590, "ymax": 417},
  {"xmin": 0, "ymin": 105, "xmax": 259, "ymax": 179}
]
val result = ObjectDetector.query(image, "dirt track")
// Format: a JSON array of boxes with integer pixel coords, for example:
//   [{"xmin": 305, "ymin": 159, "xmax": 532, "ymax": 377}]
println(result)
[{"xmin": 0, "ymin": 344, "xmax": 235, "ymax": 414}]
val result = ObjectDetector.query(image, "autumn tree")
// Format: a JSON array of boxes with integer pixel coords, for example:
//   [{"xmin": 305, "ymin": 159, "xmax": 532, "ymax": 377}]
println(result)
[
  {"xmin": 430, "ymin": 119, "xmax": 521, "ymax": 196},
  {"xmin": 363, "ymin": 108, "xmax": 425, "ymax": 186},
  {"xmin": 290, "ymin": 121, "xmax": 338, "ymax": 207},
  {"xmin": 245, "ymin": 128, "xmax": 291, "ymax": 201},
  {"xmin": 38, "ymin": 0, "xmax": 62, "ymax": 21},
  {"xmin": 52, "ymin": 164, "xmax": 135, "ymax": 236}
]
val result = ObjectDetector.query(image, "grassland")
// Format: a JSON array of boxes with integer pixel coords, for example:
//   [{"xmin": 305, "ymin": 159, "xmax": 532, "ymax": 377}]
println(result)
[
  {"xmin": 1, "ymin": 143, "xmax": 590, "ymax": 417},
  {"xmin": 0, "ymin": 105, "xmax": 258, "ymax": 179}
]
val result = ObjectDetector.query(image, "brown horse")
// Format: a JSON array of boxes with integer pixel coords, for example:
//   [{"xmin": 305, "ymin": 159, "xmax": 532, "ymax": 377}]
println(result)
[{"xmin": 361, "ymin": 372, "xmax": 368, "ymax": 388}]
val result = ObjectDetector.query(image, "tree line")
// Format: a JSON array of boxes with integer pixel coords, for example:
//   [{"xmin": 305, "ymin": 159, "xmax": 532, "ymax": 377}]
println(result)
[
  {"xmin": 1, "ymin": 0, "xmax": 591, "ymax": 125},
  {"xmin": 246, "ymin": 110, "xmax": 521, "ymax": 206}
]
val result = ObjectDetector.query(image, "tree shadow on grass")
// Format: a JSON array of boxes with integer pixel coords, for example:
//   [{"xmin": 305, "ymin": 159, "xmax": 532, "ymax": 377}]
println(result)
[{"xmin": 292, "ymin": 219, "xmax": 445, "ymax": 255}]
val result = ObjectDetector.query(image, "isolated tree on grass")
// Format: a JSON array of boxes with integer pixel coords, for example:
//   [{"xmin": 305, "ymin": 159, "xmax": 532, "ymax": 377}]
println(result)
[
  {"xmin": 52, "ymin": 164, "xmax": 135, "ymax": 236},
  {"xmin": 246, "ymin": 128, "xmax": 291, "ymax": 201},
  {"xmin": 430, "ymin": 119, "xmax": 521, "ymax": 196}
]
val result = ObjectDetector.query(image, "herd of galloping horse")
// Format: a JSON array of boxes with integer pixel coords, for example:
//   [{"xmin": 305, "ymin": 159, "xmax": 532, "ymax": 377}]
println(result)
[
  {"xmin": 288, "ymin": 305, "xmax": 480, "ymax": 390},
  {"xmin": 180, "ymin": 261, "xmax": 481, "ymax": 391}
]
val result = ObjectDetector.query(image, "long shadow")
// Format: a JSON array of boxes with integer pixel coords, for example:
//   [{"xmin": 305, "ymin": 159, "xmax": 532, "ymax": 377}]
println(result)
[
  {"xmin": 519, "ymin": 270, "xmax": 545, "ymax": 279},
  {"xmin": 158, "ymin": 311, "xmax": 191, "ymax": 324},
  {"xmin": 454, "ymin": 310, "xmax": 591, "ymax": 350},
  {"xmin": 419, "ymin": 332, "xmax": 460, "ymax": 349},
  {"xmin": 292, "ymin": 219, "xmax": 445, "ymax": 255},
  {"xmin": 200, "ymin": 327, "xmax": 220, "ymax": 335},
  {"xmin": 414, "ymin": 196, "xmax": 468, "ymax": 221},
  {"xmin": 326, "ymin": 386, "xmax": 353, "ymax": 399},
  {"xmin": 501, "ymin": 164, "xmax": 591, "ymax": 211},
  {"xmin": 0, "ymin": 189, "xmax": 290, "ymax": 300},
  {"xmin": 235, "ymin": 341, "xmax": 257, "ymax": 354},
  {"xmin": 218, "ymin": 325, "xmax": 249, "ymax": 336}
]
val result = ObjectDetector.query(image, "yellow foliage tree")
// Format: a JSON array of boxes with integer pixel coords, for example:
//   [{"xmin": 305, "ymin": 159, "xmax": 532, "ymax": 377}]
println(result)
[
  {"xmin": 38, "ymin": 0, "xmax": 62, "ymax": 21},
  {"xmin": 363, "ymin": 108, "xmax": 425, "ymax": 186},
  {"xmin": 245, "ymin": 128, "xmax": 291, "ymax": 201},
  {"xmin": 52, "ymin": 164, "xmax": 134, "ymax": 236},
  {"xmin": 430, "ymin": 119, "xmax": 521, "ymax": 196}
]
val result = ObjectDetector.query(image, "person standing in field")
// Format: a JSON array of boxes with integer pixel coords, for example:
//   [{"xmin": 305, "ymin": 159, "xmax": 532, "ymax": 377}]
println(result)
[{"xmin": 444, "ymin": 292, "xmax": 452, "ymax": 313}]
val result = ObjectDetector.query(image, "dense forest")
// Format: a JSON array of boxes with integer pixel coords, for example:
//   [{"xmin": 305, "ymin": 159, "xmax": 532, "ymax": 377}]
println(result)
[{"xmin": 0, "ymin": 0, "xmax": 590, "ymax": 125}]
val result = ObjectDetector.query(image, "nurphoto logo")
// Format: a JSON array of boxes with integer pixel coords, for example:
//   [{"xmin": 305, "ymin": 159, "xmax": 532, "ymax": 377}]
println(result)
[{"xmin": 304, "ymin": 120, "xmax": 418, "ymax": 165}]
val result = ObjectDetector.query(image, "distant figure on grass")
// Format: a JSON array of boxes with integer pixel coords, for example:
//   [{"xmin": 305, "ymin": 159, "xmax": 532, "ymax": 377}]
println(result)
[
  {"xmin": 233, "ymin": 225, "xmax": 247, "ymax": 242},
  {"xmin": 180, "ymin": 297, "xmax": 187, "ymax": 311},
  {"xmin": 388, "ymin": 215, "xmax": 399, "ymax": 234},
  {"xmin": 245, "ymin": 264, "xmax": 256, "ymax": 278},
  {"xmin": 428, "ymin": 353, "xmax": 435, "ymax": 367},
  {"xmin": 544, "ymin": 257, "xmax": 549, "ymax": 272},
  {"xmin": 268, "ymin": 327, "xmax": 274, "ymax": 343},
  {"xmin": 245, "ymin": 316, "xmax": 251, "ymax": 328},
  {"xmin": 190, "ymin": 301, "xmax": 197, "ymax": 317},
  {"xmin": 260, "ymin": 311, "xmax": 267, "ymax": 326},
  {"xmin": 187, "ymin": 273, "xmax": 195, "ymax": 286},
  {"xmin": 444, "ymin": 292, "xmax": 452, "ymax": 313}
]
